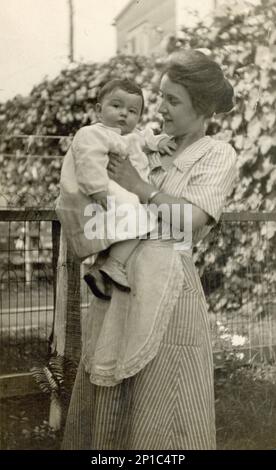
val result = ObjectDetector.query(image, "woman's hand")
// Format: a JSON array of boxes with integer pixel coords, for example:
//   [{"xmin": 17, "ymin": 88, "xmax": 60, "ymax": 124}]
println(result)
[
  {"xmin": 91, "ymin": 190, "xmax": 108, "ymax": 210},
  {"xmin": 107, "ymin": 153, "xmax": 143, "ymax": 194}
]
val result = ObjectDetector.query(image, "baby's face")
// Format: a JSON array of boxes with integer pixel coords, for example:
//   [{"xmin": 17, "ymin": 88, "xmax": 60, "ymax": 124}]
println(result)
[{"xmin": 97, "ymin": 88, "xmax": 143, "ymax": 135}]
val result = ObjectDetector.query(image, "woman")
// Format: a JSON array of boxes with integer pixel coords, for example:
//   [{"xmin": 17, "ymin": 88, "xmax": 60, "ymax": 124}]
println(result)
[{"xmin": 62, "ymin": 50, "xmax": 237, "ymax": 450}]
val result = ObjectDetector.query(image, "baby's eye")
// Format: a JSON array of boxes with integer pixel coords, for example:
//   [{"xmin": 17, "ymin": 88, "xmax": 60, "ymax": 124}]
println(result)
[{"xmin": 129, "ymin": 109, "xmax": 137, "ymax": 114}]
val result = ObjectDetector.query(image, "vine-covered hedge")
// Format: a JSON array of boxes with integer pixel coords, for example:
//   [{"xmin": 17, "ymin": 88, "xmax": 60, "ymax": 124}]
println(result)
[{"xmin": 0, "ymin": 55, "xmax": 161, "ymax": 205}]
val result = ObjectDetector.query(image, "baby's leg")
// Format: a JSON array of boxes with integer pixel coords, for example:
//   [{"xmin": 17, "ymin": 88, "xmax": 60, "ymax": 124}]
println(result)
[
  {"xmin": 83, "ymin": 266, "xmax": 112, "ymax": 301},
  {"xmin": 83, "ymin": 253, "xmax": 112, "ymax": 301},
  {"xmin": 109, "ymin": 238, "xmax": 140, "ymax": 265},
  {"xmin": 99, "ymin": 238, "xmax": 140, "ymax": 292}
]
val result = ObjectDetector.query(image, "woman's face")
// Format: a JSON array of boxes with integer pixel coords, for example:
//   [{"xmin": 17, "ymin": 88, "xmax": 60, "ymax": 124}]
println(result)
[{"xmin": 158, "ymin": 74, "xmax": 204, "ymax": 137}]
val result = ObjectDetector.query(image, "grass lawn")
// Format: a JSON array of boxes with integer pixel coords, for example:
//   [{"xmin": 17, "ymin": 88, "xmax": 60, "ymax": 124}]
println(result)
[
  {"xmin": 1, "ymin": 361, "xmax": 276, "ymax": 450},
  {"xmin": 215, "ymin": 362, "xmax": 276, "ymax": 449},
  {"xmin": 0, "ymin": 394, "xmax": 61, "ymax": 450}
]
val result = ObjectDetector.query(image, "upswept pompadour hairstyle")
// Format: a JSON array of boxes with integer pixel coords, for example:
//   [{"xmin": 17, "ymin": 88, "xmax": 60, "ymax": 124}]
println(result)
[{"xmin": 163, "ymin": 50, "xmax": 234, "ymax": 117}]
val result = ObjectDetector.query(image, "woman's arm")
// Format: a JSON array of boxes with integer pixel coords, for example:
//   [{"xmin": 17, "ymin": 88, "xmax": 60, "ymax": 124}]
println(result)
[
  {"xmin": 107, "ymin": 154, "xmax": 210, "ymax": 232},
  {"xmin": 139, "ymin": 180, "xmax": 210, "ymax": 231}
]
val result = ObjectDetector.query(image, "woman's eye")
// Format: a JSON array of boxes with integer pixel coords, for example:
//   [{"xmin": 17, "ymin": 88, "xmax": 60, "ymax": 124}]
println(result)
[{"xmin": 168, "ymin": 99, "xmax": 178, "ymax": 106}]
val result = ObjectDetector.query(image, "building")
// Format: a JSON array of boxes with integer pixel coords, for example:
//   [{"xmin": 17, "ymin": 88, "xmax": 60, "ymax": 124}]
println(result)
[{"xmin": 113, "ymin": 0, "xmax": 218, "ymax": 56}]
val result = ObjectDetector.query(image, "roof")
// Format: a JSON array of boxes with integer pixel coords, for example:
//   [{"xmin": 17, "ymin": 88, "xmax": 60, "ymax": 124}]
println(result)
[{"xmin": 113, "ymin": 0, "xmax": 137, "ymax": 23}]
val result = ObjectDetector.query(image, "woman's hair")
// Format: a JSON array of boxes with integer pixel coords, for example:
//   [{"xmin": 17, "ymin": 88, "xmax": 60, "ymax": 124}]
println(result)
[
  {"xmin": 97, "ymin": 78, "xmax": 145, "ymax": 115},
  {"xmin": 162, "ymin": 50, "xmax": 234, "ymax": 117}
]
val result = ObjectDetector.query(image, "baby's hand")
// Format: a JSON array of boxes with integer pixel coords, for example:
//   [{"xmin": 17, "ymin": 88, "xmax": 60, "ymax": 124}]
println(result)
[
  {"xmin": 158, "ymin": 137, "xmax": 177, "ymax": 156},
  {"xmin": 91, "ymin": 191, "xmax": 108, "ymax": 210}
]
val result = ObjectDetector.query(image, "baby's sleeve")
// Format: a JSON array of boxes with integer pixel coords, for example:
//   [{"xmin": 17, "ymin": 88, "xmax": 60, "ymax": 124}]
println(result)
[
  {"xmin": 180, "ymin": 142, "xmax": 237, "ymax": 224},
  {"xmin": 71, "ymin": 125, "xmax": 110, "ymax": 196},
  {"xmin": 141, "ymin": 127, "xmax": 171, "ymax": 152}
]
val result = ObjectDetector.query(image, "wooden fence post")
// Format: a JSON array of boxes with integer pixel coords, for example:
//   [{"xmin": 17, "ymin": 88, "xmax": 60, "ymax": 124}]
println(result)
[
  {"xmin": 64, "ymin": 245, "xmax": 81, "ymax": 362},
  {"xmin": 50, "ymin": 226, "xmax": 81, "ymax": 429},
  {"xmin": 52, "ymin": 229, "xmax": 81, "ymax": 362}
]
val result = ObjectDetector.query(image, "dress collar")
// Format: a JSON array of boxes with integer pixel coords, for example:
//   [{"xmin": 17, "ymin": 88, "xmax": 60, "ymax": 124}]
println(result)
[
  {"xmin": 172, "ymin": 136, "xmax": 213, "ymax": 172},
  {"xmin": 149, "ymin": 136, "xmax": 213, "ymax": 173},
  {"xmin": 96, "ymin": 122, "xmax": 122, "ymax": 135}
]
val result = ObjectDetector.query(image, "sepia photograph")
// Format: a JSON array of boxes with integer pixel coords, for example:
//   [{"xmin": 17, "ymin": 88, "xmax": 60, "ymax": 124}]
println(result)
[{"xmin": 0, "ymin": 0, "xmax": 275, "ymax": 457}]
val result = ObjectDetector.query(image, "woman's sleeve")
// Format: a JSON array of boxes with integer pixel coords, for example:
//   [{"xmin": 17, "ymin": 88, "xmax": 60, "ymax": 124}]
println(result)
[
  {"xmin": 180, "ymin": 143, "xmax": 237, "ymax": 223},
  {"xmin": 71, "ymin": 126, "xmax": 110, "ymax": 196}
]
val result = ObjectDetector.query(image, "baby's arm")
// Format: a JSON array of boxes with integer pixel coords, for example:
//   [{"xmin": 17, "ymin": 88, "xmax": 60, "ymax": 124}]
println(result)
[
  {"xmin": 72, "ymin": 125, "xmax": 110, "ymax": 198},
  {"xmin": 141, "ymin": 127, "xmax": 177, "ymax": 155}
]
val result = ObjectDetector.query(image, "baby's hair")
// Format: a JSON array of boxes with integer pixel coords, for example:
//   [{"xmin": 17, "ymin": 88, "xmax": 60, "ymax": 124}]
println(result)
[{"xmin": 97, "ymin": 78, "xmax": 145, "ymax": 115}]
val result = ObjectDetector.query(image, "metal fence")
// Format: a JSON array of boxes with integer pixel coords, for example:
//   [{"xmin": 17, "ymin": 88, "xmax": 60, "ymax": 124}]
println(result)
[
  {"xmin": 204, "ymin": 212, "xmax": 276, "ymax": 363},
  {"xmin": 0, "ymin": 209, "xmax": 275, "ymax": 376},
  {"xmin": 0, "ymin": 208, "xmax": 94, "ymax": 376},
  {"xmin": 0, "ymin": 210, "xmax": 60, "ymax": 374}
]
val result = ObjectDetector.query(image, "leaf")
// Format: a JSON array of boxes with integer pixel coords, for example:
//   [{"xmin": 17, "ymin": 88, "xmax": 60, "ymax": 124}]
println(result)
[
  {"xmin": 244, "ymin": 105, "xmax": 255, "ymax": 123},
  {"xmin": 231, "ymin": 115, "xmax": 242, "ymax": 131},
  {"xmin": 234, "ymin": 134, "xmax": 244, "ymax": 149},
  {"xmin": 266, "ymin": 169, "xmax": 276, "ymax": 193},
  {"xmin": 266, "ymin": 112, "xmax": 276, "ymax": 128},
  {"xmin": 266, "ymin": 222, "xmax": 276, "ymax": 240},
  {"xmin": 255, "ymin": 46, "xmax": 272, "ymax": 69},
  {"xmin": 247, "ymin": 118, "xmax": 262, "ymax": 140},
  {"xmin": 259, "ymin": 135, "xmax": 273, "ymax": 155}
]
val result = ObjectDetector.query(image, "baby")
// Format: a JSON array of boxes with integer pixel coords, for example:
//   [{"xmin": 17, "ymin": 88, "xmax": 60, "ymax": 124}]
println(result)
[{"xmin": 57, "ymin": 78, "xmax": 176, "ymax": 300}]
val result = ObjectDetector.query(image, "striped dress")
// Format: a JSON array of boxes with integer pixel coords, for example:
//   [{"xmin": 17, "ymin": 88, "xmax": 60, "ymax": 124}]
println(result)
[{"xmin": 62, "ymin": 136, "xmax": 237, "ymax": 450}]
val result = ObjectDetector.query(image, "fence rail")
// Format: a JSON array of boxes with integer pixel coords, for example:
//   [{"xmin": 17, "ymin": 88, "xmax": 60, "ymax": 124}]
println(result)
[
  {"xmin": 0, "ymin": 209, "xmax": 58, "ymax": 221},
  {"xmin": 1, "ymin": 210, "xmax": 276, "ymax": 222}
]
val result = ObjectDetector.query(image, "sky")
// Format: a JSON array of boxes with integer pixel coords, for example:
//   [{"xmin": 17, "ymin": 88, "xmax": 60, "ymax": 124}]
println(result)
[
  {"xmin": 0, "ymin": 0, "xmax": 260, "ymax": 102},
  {"xmin": 0, "ymin": 0, "xmax": 130, "ymax": 101}
]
